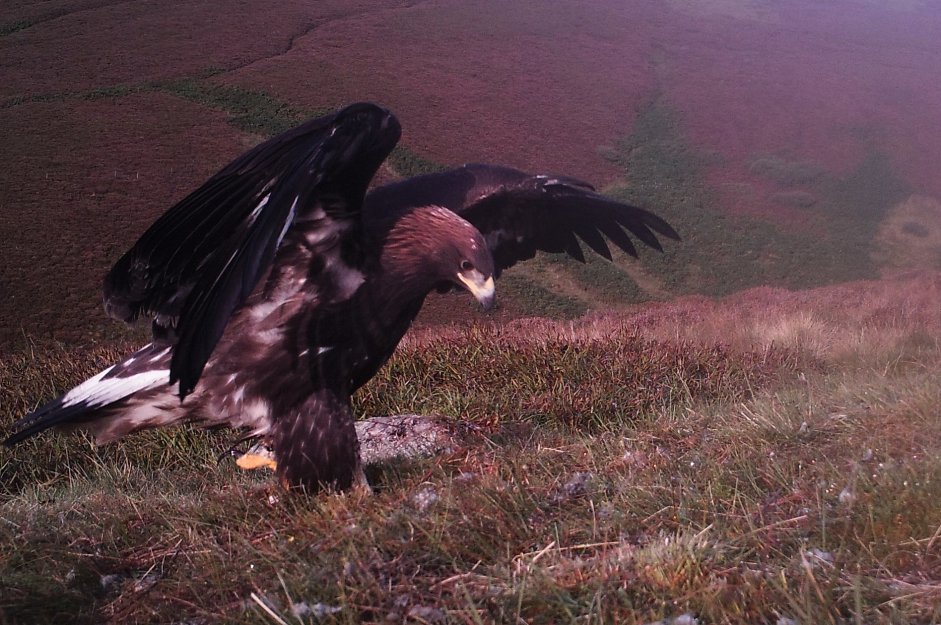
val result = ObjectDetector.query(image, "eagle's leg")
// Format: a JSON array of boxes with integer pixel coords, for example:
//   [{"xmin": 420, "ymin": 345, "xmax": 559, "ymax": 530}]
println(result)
[
  {"xmin": 271, "ymin": 390, "xmax": 361, "ymax": 492},
  {"xmin": 232, "ymin": 439, "xmax": 370, "ymax": 493}
]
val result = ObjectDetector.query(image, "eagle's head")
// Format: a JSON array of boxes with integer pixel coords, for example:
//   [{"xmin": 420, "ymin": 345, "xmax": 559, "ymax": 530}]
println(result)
[
  {"xmin": 444, "ymin": 223, "xmax": 495, "ymax": 311},
  {"xmin": 383, "ymin": 205, "xmax": 495, "ymax": 310}
]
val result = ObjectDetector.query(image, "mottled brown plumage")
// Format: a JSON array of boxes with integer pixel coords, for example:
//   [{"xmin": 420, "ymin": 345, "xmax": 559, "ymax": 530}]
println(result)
[{"xmin": 5, "ymin": 103, "xmax": 678, "ymax": 492}]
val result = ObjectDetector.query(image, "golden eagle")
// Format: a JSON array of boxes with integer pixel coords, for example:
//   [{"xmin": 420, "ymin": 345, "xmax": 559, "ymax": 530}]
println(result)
[{"xmin": 4, "ymin": 103, "xmax": 678, "ymax": 491}]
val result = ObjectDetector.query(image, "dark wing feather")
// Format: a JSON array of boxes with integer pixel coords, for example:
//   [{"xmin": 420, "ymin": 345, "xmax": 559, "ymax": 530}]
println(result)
[
  {"xmin": 366, "ymin": 163, "xmax": 679, "ymax": 276},
  {"xmin": 104, "ymin": 102, "xmax": 400, "ymax": 396}
]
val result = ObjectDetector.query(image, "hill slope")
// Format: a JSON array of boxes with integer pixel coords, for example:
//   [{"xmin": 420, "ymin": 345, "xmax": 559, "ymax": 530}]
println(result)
[
  {"xmin": 2, "ymin": 272, "xmax": 940, "ymax": 623},
  {"xmin": 2, "ymin": 0, "xmax": 940, "ymax": 345}
]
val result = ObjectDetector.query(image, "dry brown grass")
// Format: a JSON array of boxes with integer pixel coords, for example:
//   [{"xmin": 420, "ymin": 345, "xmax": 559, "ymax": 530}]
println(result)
[
  {"xmin": 3, "ymin": 274, "xmax": 941, "ymax": 623},
  {"xmin": 615, "ymin": 271, "xmax": 941, "ymax": 362},
  {"xmin": 3, "ymin": 0, "xmax": 941, "ymax": 620}
]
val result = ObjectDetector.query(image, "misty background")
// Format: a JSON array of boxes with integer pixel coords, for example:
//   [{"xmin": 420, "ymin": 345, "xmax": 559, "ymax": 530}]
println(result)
[{"xmin": 1, "ymin": 0, "xmax": 939, "ymax": 345}]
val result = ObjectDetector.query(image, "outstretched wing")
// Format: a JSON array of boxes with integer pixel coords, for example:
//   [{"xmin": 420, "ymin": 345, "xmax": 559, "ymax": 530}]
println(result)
[
  {"xmin": 364, "ymin": 163, "xmax": 679, "ymax": 276},
  {"xmin": 104, "ymin": 102, "xmax": 401, "ymax": 396}
]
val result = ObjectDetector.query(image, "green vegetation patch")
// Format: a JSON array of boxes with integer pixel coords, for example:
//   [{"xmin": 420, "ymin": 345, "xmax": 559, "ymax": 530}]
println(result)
[
  {"xmin": 747, "ymin": 153, "xmax": 824, "ymax": 187},
  {"xmin": 543, "ymin": 251, "xmax": 648, "ymax": 304},
  {"xmin": 0, "ymin": 20, "xmax": 32, "ymax": 36},
  {"xmin": 609, "ymin": 98, "xmax": 910, "ymax": 296},
  {"xmin": 498, "ymin": 271, "xmax": 588, "ymax": 319},
  {"xmin": 387, "ymin": 145, "xmax": 447, "ymax": 178},
  {"xmin": 158, "ymin": 77, "xmax": 311, "ymax": 136}
]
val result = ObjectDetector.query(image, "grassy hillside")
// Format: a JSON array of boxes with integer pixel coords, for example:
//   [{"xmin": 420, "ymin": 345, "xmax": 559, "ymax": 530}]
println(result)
[
  {"xmin": 0, "ymin": 58, "xmax": 936, "ymax": 338},
  {"xmin": 605, "ymin": 99, "xmax": 912, "ymax": 296},
  {"xmin": 492, "ymin": 96, "xmax": 920, "ymax": 316},
  {"xmin": 3, "ymin": 1, "xmax": 941, "ymax": 621},
  {"xmin": 2, "ymin": 273, "xmax": 940, "ymax": 624}
]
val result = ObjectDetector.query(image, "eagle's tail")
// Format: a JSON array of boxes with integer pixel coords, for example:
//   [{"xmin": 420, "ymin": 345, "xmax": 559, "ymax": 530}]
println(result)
[{"xmin": 4, "ymin": 343, "xmax": 175, "ymax": 446}]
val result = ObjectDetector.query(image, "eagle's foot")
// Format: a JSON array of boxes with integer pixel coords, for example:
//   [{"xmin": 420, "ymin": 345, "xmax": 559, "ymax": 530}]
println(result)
[{"xmin": 235, "ymin": 443, "xmax": 277, "ymax": 471}]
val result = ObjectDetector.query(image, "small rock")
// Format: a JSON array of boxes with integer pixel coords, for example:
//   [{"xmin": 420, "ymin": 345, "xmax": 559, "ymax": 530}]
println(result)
[
  {"xmin": 133, "ymin": 572, "xmax": 161, "ymax": 592},
  {"xmin": 838, "ymin": 486, "xmax": 856, "ymax": 505},
  {"xmin": 552, "ymin": 471, "xmax": 593, "ymax": 502},
  {"xmin": 357, "ymin": 415, "xmax": 457, "ymax": 465},
  {"xmin": 406, "ymin": 605, "xmax": 446, "ymax": 623},
  {"xmin": 291, "ymin": 601, "xmax": 342, "ymax": 619},
  {"xmin": 776, "ymin": 617, "xmax": 799, "ymax": 625},
  {"xmin": 100, "ymin": 573, "xmax": 125, "ymax": 592},
  {"xmin": 454, "ymin": 471, "xmax": 476, "ymax": 484},
  {"xmin": 412, "ymin": 486, "xmax": 439, "ymax": 513},
  {"xmin": 805, "ymin": 548, "xmax": 834, "ymax": 566},
  {"xmin": 597, "ymin": 503, "xmax": 616, "ymax": 519},
  {"xmin": 620, "ymin": 450, "xmax": 648, "ymax": 468},
  {"xmin": 393, "ymin": 595, "xmax": 410, "ymax": 609},
  {"xmin": 644, "ymin": 614, "xmax": 699, "ymax": 625}
]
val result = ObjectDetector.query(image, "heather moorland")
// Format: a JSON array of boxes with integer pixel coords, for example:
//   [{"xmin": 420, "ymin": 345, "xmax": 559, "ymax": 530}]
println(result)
[{"xmin": 1, "ymin": 1, "xmax": 940, "ymax": 623}]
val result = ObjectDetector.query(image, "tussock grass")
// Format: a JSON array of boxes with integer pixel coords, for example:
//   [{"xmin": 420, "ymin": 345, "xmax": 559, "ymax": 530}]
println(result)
[
  {"xmin": 3, "ymin": 274, "xmax": 940, "ymax": 623},
  {"xmin": 361, "ymin": 322, "xmax": 790, "ymax": 432}
]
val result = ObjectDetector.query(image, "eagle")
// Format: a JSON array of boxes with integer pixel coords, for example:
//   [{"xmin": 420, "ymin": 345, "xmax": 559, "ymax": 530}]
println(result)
[{"xmin": 4, "ymin": 103, "xmax": 678, "ymax": 491}]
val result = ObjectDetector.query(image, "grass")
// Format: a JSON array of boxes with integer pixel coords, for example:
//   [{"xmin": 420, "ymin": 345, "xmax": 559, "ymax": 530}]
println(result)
[
  {"xmin": 497, "ymin": 271, "xmax": 589, "ymax": 319},
  {"xmin": 3, "ymin": 273, "xmax": 941, "ymax": 623},
  {"xmin": 0, "ymin": 20, "xmax": 32, "ymax": 36},
  {"xmin": 158, "ymin": 76, "xmax": 314, "ymax": 137},
  {"xmin": 606, "ymin": 97, "xmax": 910, "ymax": 297}
]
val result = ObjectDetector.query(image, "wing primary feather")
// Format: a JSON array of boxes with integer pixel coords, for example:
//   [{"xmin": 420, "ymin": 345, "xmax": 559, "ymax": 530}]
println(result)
[
  {"xmin": 562, "ymin": 231, "xmax": 585, "ymax": 262},
  {"xmin": 105, "ymin": 103, "xmax": 400, "ymax": 336},
  {"xmin": 623, "ymin": 205, "xmax": 681, "ymax": 241},
  {"xmin": 571, "ymin": 223, "xmax": 612, "ymax": 260},
  {"xmin": 596, "ymin": 221, "xmax": 639, "ymax": 258}
]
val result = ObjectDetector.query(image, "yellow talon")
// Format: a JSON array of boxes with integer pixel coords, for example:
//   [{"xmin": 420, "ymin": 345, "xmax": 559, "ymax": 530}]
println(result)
[{"xmin": 236, "ymin": 453, "xmax": 277, "ymax": 471}]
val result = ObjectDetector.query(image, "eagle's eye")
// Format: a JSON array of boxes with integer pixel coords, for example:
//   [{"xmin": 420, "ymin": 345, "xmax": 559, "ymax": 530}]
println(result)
[{"xmin": 460, "ymin": 260, "xmax": 474, "ymax": 271}]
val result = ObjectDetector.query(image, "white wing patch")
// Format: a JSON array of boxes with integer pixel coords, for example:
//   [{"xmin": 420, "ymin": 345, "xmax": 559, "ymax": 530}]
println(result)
[
  {"xmin": 60, "ymin": 345, "xmax": 172, "ymax": 410},
  {"xmin": 277, "ymin": 196, "xmax": 299, "ymax": 248},
  {"xmin": 242, "ymin": 399, "xmax": 271, "ymax": 425},
  {"xmin": 62, "ymin": 368, "xmax": 171, "ymax": 410},
  {"xmin": 248, "ymin": 193, "xmax": 271, "ymax": 224}
]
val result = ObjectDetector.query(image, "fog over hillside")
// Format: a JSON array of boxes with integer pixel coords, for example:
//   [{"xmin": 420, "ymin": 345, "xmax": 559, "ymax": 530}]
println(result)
[
  {"xmin": 1, "ymin": 0, "xmax": 939, "ymax": 344},
  {"xmin": 4, "ymin": 3, "xmax": 941, "ymax": 623}
]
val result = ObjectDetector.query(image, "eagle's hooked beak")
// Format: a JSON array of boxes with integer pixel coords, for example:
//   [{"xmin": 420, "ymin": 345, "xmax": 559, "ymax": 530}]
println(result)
[{"xmin": 457, "ymin": 272, "xmax": 496, "ymax": 312}]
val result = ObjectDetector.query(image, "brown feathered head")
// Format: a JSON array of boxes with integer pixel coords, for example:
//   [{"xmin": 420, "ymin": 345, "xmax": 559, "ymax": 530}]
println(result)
[{"xmin": 381, "ymin": 204, "xmax": 495, "ymax": 309}]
